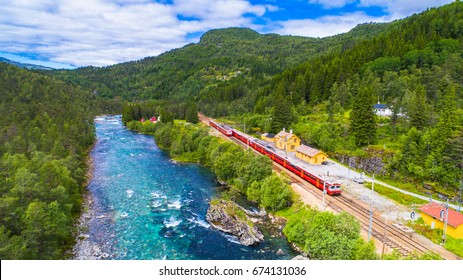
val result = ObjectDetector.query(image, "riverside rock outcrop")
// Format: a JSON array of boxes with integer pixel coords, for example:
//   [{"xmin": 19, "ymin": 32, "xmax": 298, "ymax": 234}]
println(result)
[{"xmin": 206, "ymin": 199, "xmax": 264, "ymax": 246}]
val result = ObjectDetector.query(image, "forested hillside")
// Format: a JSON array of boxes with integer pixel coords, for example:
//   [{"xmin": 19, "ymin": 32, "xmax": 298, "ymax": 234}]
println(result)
[
  {"xmin": 0, "ymin": 63, "xmax": 113, "ymax": 259},
  {"xmin": 48, "ymin": 24, "xmax": 387, "ymax": 103}
]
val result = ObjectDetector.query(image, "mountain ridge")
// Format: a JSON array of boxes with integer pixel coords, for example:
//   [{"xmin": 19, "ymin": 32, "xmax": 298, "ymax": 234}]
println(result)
[{"xmin": 0, "ymin": 56, "xmax": 55, "ymax": 70}]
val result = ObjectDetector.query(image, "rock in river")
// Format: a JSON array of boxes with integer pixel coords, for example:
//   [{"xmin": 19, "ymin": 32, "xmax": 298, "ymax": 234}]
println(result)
[{"xmin": 206, "ymin": 199, "xmax": 264, "ymax": 246}]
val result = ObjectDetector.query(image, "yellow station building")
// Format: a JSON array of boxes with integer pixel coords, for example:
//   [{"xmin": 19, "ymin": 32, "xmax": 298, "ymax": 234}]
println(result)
[
  {"xmin": 419, "ymin": 202, "xmax": 463, "ymax": 239},
  {"xmin": 295, "ymin": 145, "xmax": 328, "ymax": 165},
  {"xmin": 274, "ymin": 129, "xmax": 301, "ymax": 152}
]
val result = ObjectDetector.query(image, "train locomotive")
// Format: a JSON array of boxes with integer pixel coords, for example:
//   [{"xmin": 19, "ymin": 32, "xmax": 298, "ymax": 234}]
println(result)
[{"xmin": 209, "ymin": 120, "xmax": 342, "ymax": 196}]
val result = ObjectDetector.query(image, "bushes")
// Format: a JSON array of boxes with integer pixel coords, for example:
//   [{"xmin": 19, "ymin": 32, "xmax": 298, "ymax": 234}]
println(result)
[
  {"xmin": 248, "ymin": 174, "xmax": 293, "ymax": 212},
  {"xmin": 283, "ymin": 204, "xmax": 376, "ymax": 260}
]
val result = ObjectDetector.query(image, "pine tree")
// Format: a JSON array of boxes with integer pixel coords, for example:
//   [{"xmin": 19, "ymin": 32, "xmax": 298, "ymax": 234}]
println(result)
[
  {"xmin": 408, "ymin": 85, "xmax": 428, "ymax": 130},
  {"xmin": 349, "ymin": 85, "xmax": 376, "ymax": 147},
  {"xmin": 270, "ymin": 95, "xmax": 295, "ymax": 133}
]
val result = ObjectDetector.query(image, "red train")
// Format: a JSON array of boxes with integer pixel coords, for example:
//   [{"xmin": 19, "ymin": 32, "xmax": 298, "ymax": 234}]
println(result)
[
  {"xmin": 209, "ymin": 120, "xmax": 342, "ymax": 196},
  {"xmin": 209, "ymin": 120, "xmax": 233, "ymax": 136}
]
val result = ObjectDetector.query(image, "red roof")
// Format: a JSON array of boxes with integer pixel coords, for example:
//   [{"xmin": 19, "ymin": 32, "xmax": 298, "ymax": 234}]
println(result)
[
  {"xmin": 419, "ymin": 202, "xmax": 463, "ymax": 228},
  {"xmin": 296, "ymin": 145, "xmax": 325, "ymax": 157}
]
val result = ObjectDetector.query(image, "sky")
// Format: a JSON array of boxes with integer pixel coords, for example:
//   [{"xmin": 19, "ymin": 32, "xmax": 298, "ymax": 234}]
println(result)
[{"xmin": 0, "ymin": 0, "xmax": 454, "ymax": 68}]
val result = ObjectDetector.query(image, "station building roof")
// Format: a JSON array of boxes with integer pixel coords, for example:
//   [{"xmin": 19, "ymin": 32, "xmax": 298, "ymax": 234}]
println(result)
[
  {"xmin": 419, "ymin": 202, "xmax": 463, "ymax": 228},
  {"xmin": 295, "ymin": 145, "xmax": 325, "ymax": 157}
]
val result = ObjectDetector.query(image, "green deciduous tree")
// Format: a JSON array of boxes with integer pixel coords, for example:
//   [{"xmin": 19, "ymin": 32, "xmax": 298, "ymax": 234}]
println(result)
[
  {"xmin": 304, "ymin": 212, "xmax": 360, "ymax": 260},
  {"xmin": 259, "ymin": 173, "xmax": 292, "ymax": 212}
]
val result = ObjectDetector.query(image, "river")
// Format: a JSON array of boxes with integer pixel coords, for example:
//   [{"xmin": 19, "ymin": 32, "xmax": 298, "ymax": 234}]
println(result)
[{"xmin": 74, "ymin": 115, "xmax": 297, "ymax": 260}]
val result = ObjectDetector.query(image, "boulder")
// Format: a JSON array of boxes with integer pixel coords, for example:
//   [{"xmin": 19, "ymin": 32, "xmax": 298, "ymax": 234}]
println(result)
[{"xmin": 206, "ymin": 199, "xmax": 264, "ymax": 246}]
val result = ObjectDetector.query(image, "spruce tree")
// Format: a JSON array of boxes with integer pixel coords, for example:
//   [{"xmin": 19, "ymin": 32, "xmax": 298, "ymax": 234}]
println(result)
[
  {"xmin": 349, "ymin": 85, "xmax": 376, "ymax": 147},
  {"xmin": 270, "ymin": 95, "xmax": 295, "ymax": 133},
  {"xmin": 408, "ymin": 85, "xmax": 428, "ymax": 130}
]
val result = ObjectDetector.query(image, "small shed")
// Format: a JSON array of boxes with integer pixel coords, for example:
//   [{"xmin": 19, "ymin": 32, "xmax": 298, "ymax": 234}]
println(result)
[
  {"xmin": 261, "ymin": 133, "xmax": 275, "ymax": 143},
  {"xmin": 295, "ymin": 145, "xmax": 328, "ymax": 165},
  {"xmin": 419, "ymin": 202, "xmax": 463, "ymax": 239}
]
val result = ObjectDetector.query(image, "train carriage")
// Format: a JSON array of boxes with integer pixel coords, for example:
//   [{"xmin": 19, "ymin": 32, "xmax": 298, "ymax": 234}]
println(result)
[{"xmin": 209, "ymin": 120, "xmax": 232, "ymax": 136}]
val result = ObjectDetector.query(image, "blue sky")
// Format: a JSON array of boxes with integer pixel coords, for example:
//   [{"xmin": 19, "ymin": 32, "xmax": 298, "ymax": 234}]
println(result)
[{"xmin": 0, "ymin": 0, "xmax": 454, "ymax": 68}]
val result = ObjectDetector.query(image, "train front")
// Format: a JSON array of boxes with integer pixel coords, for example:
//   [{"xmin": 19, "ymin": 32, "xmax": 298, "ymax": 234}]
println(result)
[{"xmin": 327, "ymin": 181, "xmax": 342, "ymax": 195}]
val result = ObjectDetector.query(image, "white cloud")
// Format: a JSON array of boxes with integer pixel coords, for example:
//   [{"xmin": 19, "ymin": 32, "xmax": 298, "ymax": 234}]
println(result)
[
  {"xmin": 308, "ymin": 0, "xmax": 356, "ymax": 9},
  {"xmin": 272, "ymin": 12, "xmax": 387, "ymax": 38},
  {"xmin": 0, "ymin": 0, "xmax": 269, "ymax": 66},
  {"xmin": 359, "ymin": 0, "xmax": 453, "ymax": 19},
  {"xmin": 0, "ymin": 0, "xmax": 455, "ymax": 67},
  {"xmin": 265, "ymin": 4, "xmax": 279, "ymax": 12}
]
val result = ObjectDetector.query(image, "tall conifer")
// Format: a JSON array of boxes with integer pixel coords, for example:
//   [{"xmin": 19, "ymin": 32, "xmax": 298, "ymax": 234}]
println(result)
[{"xmin": 350, "ymin": 85, "xmax": 376, "ymax": 147}]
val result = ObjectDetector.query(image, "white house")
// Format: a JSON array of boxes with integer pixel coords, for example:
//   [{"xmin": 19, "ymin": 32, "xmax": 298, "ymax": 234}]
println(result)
[{"xmin": 373, "ymin": 102, "xmax": 393, "ymax": 117}]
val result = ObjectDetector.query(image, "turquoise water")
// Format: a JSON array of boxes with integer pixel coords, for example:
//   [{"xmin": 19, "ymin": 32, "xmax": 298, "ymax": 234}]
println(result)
[{"xmin": 84, "ymin": 115, "xmax": 296, "ymax": 260}]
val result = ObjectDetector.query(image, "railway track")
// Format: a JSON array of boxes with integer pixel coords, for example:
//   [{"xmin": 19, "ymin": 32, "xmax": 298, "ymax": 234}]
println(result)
[
  {"xmin": 276, "ymin": 163, "xmax": 426, "ymax": 256},
  {"xmin": 199, "ymin": 113, "xmax": 442, "ymax": 258},
  {"xmin": 335, "ymin": 195, "xmax": 428, "ymax": 256}
]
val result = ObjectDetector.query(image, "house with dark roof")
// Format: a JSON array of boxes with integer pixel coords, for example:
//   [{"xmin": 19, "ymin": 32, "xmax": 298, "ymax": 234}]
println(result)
[
  {"xmin": 295, "ymin": 145, "xmax": 328, "ymax": 165},
  {"xmin": 419, "ymin": 202, "xmax": 463, "ymax": 239},
  {"xmin": 374, "ymin": 102, "xmax": 392, "ymax": 117},
  {"xmin": 261, "ymin": 133, "xmax": 276, "ymax": 143}
]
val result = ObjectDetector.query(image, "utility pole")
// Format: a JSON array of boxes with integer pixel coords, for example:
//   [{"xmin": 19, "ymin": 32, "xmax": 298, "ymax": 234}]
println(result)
[
  {"xmin": 372, "ymin": 174, "xmax": 375, "ymax": 191},
  {"xmin": 368, "ymin": 176, "xmax": 374, "ymax": 242},
  {"xmin": 459, "ymin": 183, "xmax": 462, "ymax": 212},
  {"xmin": 322, "ymin": 181, "xmax": 326, "ymax": 211},
  {"xmin": 442, "ymin": 199, "xmax": 449, "ymax": 246}
]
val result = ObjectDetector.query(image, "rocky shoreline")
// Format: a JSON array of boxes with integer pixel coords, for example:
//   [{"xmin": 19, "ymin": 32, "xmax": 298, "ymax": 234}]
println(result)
[
  {"xmin": 72, "ymin": 191, "xmax": 110, "ymax": 260},
  {"xmin": 71, "ymin": 140, "xmax": 111, "ymax": 260},
  {"xmin": 206, "ymin": 199, "xmax": 264, "ymax": 246}
]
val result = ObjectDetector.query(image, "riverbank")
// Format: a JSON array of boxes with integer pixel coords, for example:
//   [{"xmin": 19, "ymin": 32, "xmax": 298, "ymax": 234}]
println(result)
[
  {"xmin": 73, "ymin": 192, "xmax": 108, "ymax": 259},
  {"xmin": 73, "ymin": 117, "xmax": 106, "ymax": 260}
]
